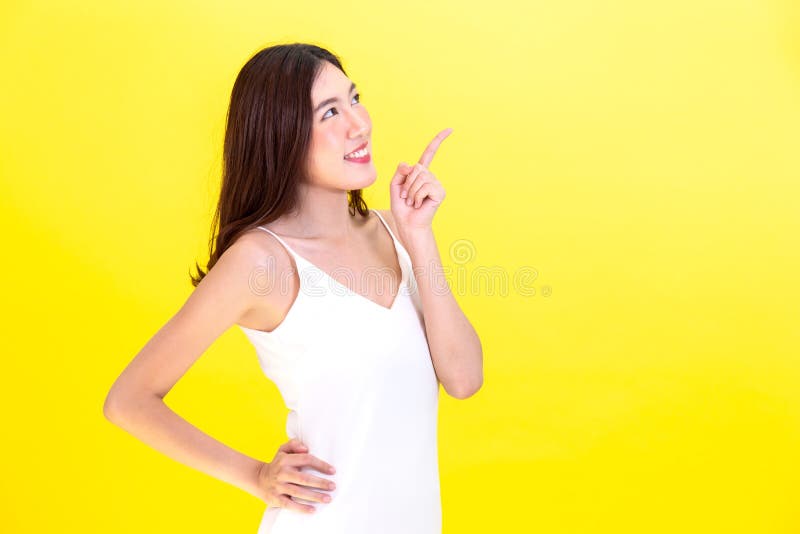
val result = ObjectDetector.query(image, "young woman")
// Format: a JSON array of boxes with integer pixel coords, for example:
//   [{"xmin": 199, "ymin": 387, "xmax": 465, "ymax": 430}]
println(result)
[{"xmin": 104, "ymin": 43, "xmax": 483, "ymax": 534}]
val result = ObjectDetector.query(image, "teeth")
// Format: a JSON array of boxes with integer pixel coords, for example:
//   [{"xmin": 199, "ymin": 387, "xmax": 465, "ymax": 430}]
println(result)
[{"xmin": 345, "ymin": 146, "xmax": 368, "ymax": 159}]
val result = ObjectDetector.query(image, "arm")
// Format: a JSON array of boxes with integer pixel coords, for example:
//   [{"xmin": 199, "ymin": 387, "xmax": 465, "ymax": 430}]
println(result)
[
  {"xmin": 104, "ymin": 390, "xmax": 267, "ymax": 501},
  {"xmin": 381, "ymin": 210, "xmax": 483, "ymax": 399},
  {"xmin": 103, "ymin": 238, "xmax": 272, "ymax": 501}
]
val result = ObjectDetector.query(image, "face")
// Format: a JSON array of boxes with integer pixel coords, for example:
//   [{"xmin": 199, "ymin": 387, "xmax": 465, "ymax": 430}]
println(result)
[{"xmin": 305, "ymin": 61, "xmax": 375, "ymax": 191}]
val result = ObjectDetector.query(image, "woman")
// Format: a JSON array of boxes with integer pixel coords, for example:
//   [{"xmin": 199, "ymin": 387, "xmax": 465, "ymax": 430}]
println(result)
[{"xmin": 104, "ymin": 43, "xmax": 483, "ymax": 533}]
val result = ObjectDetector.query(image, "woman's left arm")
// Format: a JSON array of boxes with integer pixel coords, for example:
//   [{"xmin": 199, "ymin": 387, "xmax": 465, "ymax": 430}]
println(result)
[
  {"xmin": 388, "ymin": 127, "xmax": 483, "ymax": 399},
  {"xmin": 403, "ymin": 227, "xmax": 483, "ymax": 399}
]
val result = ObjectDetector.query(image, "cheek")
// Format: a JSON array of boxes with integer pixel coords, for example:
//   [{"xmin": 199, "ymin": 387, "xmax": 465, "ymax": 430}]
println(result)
[
  {"xmin": 322, "ymin": 131, "xmax": 346, "ymax": 159},
  {"xmin": 309, "ymin": 134, "xmax": 343, "ymax": 165}
]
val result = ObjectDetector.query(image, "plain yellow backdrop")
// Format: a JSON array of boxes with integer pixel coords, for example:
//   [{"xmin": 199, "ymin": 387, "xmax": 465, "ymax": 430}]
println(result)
[{"xmin": 2, "ymin": 0, "xmax": 799, "ymax": 532}]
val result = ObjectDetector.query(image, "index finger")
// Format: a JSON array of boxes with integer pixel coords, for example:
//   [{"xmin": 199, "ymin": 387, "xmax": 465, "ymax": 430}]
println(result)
[
  {"xmin": 291, "ymin": 453, "xmax": 336, "ymax": 475},
  {"xmin": 418, "ymin": 127, "xmax": 453, "ymax": 168}
]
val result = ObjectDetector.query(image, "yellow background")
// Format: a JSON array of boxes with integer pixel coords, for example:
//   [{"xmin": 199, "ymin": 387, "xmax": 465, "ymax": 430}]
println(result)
[{"xmin": 2, "ymin": 0, "xmax": 799, "ymax": 532}]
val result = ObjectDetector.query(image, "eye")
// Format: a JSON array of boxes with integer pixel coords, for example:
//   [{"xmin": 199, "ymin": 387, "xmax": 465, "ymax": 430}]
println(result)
[{"xmin": 322, "ymin": 93, "xmax": 361, "ymax": 120}]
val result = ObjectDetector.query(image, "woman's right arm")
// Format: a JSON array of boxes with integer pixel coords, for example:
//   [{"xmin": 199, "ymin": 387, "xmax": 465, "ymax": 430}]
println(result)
[{"xmin": 103, "ymin": 238, "xmax": 273, "ymax": 502}]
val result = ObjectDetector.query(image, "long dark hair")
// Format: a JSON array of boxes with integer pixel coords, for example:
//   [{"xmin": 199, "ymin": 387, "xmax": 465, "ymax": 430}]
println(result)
[{"xmin": 190, "ymin": 43, "xmax": 369, "ymax": 287}]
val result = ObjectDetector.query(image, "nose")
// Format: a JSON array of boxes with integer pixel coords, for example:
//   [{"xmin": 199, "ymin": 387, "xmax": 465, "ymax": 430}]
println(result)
[{"xmin": 347, "ymin": 109, "xmax": 369, "ymax": 138}]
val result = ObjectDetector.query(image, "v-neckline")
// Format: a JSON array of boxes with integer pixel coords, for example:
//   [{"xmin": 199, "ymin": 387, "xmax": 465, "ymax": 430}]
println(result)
[{"xmin": 264, "ymin": 210, "xmax": 406, "ymax": 312}]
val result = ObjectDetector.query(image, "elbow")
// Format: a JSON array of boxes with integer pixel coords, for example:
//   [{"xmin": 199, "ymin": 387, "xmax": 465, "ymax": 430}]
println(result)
[
  {"xmin": 449, "ymin": 349, "xmax": 483, "ymax": 400},
  {"xmin": 448, "ymin": 376, "xmax": 483, "ymax": 400},
  {"xmin": 104, "ymin": 386, "xmax": 163, "ymax": 424},
  {"xmin": 103, "ymin": 387, "xmax": 138, "ymax": 424},
  {"xmin": 103, "ymin": 391, "xmax": 124, "ymax": 423},
  {"xmin": 104, "ymin": 375, "xmax": 132, "ymax": 423}
]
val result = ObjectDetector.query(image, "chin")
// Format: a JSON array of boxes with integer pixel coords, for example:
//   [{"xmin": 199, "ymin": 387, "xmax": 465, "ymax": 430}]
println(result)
[{"xmin": 346, "ymin": 170, "xmax": 377, "ymax": 190}]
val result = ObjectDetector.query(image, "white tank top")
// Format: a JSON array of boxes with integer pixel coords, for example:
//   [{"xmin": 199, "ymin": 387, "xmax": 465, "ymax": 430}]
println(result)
[{"xmin": 239, "ymin": 209, "xmax": 441, "ymax": 534}]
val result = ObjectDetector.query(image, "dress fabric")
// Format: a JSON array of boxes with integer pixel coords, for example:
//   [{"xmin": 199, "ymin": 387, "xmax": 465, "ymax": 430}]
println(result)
[{"xmin": 239, "ymin": 209, "xmax": 441, "ymax": 534}]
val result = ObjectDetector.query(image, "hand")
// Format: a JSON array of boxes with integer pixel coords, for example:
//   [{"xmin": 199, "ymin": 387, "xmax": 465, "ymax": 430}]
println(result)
[
  {"xmin": 257, "ymin": 437, "xmax": 337, "ymax": 514},
  {"xmin": 390, "ymin": 128, "xmax": 452, "ymax": 234}
]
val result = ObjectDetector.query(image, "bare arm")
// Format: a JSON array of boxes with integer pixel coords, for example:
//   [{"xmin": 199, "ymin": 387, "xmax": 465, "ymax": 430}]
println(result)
[
  {"xmin": 105, "ymin": 390, "xmax": 267, "ymax": 500},
  {"xmin": 103, "ymin": 238, "xmax": 270, "ymax": 501}
]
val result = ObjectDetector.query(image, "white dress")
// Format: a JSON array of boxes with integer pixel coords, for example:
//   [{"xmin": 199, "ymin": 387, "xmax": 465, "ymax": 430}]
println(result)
[{"xmin": 239, "ymin": 209, "xmax": 442, "ymax": 534}]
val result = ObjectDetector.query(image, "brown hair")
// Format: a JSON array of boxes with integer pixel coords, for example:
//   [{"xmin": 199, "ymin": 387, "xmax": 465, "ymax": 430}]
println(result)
[{"xmin": 190, "ymin": 43, "xmax": 369, "ymax": 287}]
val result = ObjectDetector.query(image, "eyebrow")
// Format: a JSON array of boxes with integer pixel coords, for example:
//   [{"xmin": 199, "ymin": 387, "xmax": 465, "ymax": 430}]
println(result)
[{"xmin": 313, "ymin": 82, "xmax": 357, "ymax": 113}]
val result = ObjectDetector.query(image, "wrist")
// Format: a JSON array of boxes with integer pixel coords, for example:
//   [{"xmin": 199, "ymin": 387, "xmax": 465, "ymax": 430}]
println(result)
[
  {"xmin": 245, "ymin": 460, "xmax": 270, "ymax": 502},
  {"xmin": 398, "ymin": 226, "xmax": 433, "ymax": 246}
]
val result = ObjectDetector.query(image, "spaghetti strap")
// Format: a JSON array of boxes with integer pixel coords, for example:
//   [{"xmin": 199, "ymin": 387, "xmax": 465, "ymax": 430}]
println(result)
[
  {"xmin": 371, "ymin": 209, "xmax": 413, "ymax": 268},
  {"xmin": 371, "ymin": 209, "xmax": 401, "ymax": 245},
  {"xmin": 255, "ymin": 226, "xmax": 307, "ymax": 266}
]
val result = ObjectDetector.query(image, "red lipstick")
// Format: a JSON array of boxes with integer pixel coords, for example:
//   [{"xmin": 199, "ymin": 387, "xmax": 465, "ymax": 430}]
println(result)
[{"xmin": 344, "ymin": 142, "xmax": 370, "ymax": 163}]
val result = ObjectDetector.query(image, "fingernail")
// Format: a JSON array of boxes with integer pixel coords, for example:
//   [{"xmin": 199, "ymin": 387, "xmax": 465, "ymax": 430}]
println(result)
[{"xmin": 401, "ymin": 191, "xmax": 406, "ymax": 198}]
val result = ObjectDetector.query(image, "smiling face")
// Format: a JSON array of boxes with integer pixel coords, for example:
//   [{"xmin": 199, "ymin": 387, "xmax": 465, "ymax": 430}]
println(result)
[{"xmin": 305, "ymin": 61, "xmax": 376, "ymax": 191}]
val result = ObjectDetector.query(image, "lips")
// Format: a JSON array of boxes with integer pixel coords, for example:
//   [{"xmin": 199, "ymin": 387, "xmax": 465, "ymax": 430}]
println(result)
[{"xmin": 344, "ymin": 141, "xmax": 368, "ymax": 158}]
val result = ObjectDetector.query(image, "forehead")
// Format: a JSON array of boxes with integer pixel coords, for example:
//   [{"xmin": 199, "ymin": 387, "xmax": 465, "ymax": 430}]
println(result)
[{"xmin": 311, "ymin": 62, "xmax": 352, "ymax": 102}]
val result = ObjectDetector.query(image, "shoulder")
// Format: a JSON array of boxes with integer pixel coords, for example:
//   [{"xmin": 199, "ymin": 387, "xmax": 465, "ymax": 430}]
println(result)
[
  {"xmin": 230, "ymin": 227, "xmax": 286, "ymax": 263},
  {"xmin": 202, "ymin": 228, "xmax": 294, "ymax": 308},
  {"xmin": 218, "ymin": 228, "xmax": 285, "ymax": 275},
  {"xmin": 375, "ymin": 209, "xmax": 400, "ymax": 237},
  {"xmin": 140, "ymin": 230, "xmax": 286, "ymax": 366},
  {"xmin": 105, "ymin": 230, "xmax": 289, "ymax": 403}
]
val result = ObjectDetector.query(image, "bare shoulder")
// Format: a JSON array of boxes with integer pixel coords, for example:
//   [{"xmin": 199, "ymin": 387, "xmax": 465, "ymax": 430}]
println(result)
[
  {"xmin": 225, "ymin": 228, "xmax": 299, "ymax": 331},
  {"xmin": 376, "ymin": 209, "xmax": 400, "ymax": 237},
  {"xmin": 186, "ymin": 231, "xmax": 281, "ymax": 328},
  {"xmin": 149, "ymin": 228, "xmax": 291, "ymax": 345},
  {"xmin": 219, "ymin": 229, "xmax": 294, "ymax": 303},
  {"xmin": 104, "ymin": 230, "xmax": 286, "ymax": 405},
  {"xmin": 170, "ymin": 228, "xmax": 292, "ymax": 341}
]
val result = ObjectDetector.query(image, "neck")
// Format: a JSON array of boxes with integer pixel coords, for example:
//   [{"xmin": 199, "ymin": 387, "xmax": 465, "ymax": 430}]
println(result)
[{"xmin": 274, "ymin": 183, "xmax": 365, "ymax": 241}]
